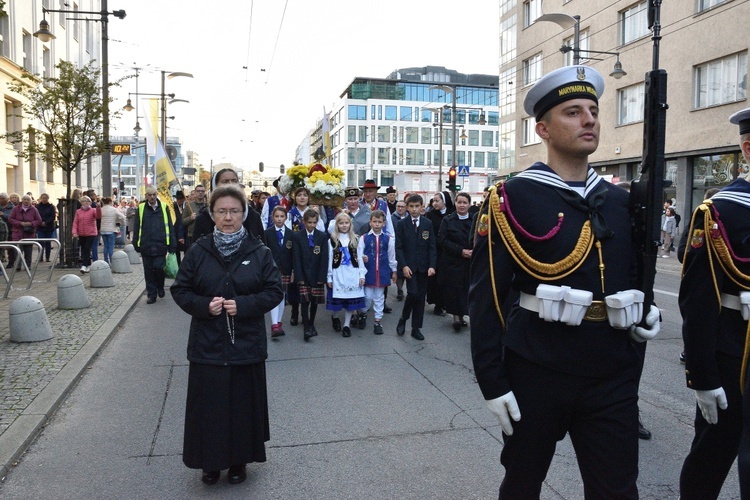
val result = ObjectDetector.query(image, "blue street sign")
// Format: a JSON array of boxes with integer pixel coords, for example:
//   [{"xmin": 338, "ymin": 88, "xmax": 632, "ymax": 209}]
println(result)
[{"xmin": 458, "ymin": 165, "xmax": 470, "ymax": 177}]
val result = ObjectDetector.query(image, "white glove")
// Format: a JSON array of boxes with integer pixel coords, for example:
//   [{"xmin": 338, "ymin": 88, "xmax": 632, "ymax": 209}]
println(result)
[
  {"xmin": 628, "ymin": 305, "xmax": 661, "ymax": 342},
  {"xmin": 695, "ymin": 388, "xmax": 728, "ymax": 424},
  {"xmin": 486, "ymin": 391, "xmax": 521, "ymax": 436}
]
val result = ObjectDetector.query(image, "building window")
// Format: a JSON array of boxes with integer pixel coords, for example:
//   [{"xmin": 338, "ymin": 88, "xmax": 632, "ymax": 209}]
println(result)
[
  {"xmin": 400, "ymin": 106, "xmax": 412, "ymax": 121},
  {"xmin": 405, "ymin": 127, "xmax": 418, "ymax": 144},
  {"xmin": 523, "ymin": 53, "xmax": 543, "ymax": 86},
  {"xmin": 475, "ymin": 152, "xmax": 486, "ymax": 168},
  {"xmin": 43, "ymin": 47, "xmax": 52, "ymax": 80},
  {"xmin": 500, "ymin": 14, "xmax": 517, "ymax": 67},
  {"xmin": 58, "ymin": 0, "xmax": 67, "ymax": 28},
  {"xmin": 694, "ymin": 52, "xmax": 748, "ymax": 109},
  {"xmin": 522, "ymin": 118, "xmax": 541, "ymax": 145},
  {"xmin": 468, "ymin": 130, "xmax": 479, "ymax": 146},
  {"xmin": 620, "ymin": 2, "xmax": 648, "ymax": 45},
  {"xmin": 73, "ymin": 3, "xmax": 79, "ymax": 41},
  {"xmin": 617, "ymin": 83, "xmax": 645, "ymax": 125},
  {"xmin": 488, "ymin": 152, "xmax": 499, "ymax": 169},
  {"xmin": 0, "ymin": 13, "xmax": 9, "ymax": 58},
  {"xmin": 564, "ymin": 30, "xmax": 590, "ymax": 66},
  {"xmin": 697, "ymin": 0, "xmax": 730, "ymax": 12},
  {"xmin": 377, "ymin": 148, "xmax": 390, "ymax": 165},
  {"xmin": 421, "ymin": 128, "xmax": 431, "ymax": 144},
  {"xmin": 358, "ymin": 126, "xmax": 368, "ymax": 142},
  {"xmin": 377, "ymin": 125, "xmax": 390, "ymax": 142},
  {"xmin": 523, "ymin": 0, "xmax": 542, "ymax": 28},
  {"xmin": 385, "ymin": 106, "xmax": 397, "ymax": 121},
  {"xmin": 421, "ymin": 109, "xmax": 432, "ymax": 122},
  {"xmin": 348, "ymin": 126, "xmax": 356, "ymax": 142},
  {"xmin": 348, "ymin": 147, "xmax": 366, "ymax": 164},
  {"xmin": 481, "ymin": 131, "xmax": 494, "ymax": 147},
  {"xmin": 22, "ymin": 32, "xmax": 32, "ymax": 72},
  {"xmin": 347, "ymin": 105, "xmax": 366, "ymax": 120}
]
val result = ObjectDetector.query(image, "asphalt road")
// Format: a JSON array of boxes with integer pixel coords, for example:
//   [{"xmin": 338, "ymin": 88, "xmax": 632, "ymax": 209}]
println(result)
[{"xmin": 0, "ymin": 260, "xmax": 741, "ymax": 499}]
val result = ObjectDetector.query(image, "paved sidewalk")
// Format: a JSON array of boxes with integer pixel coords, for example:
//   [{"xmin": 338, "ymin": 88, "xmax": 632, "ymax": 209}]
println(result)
[{"xmin": 0, "ymin": 258, "xmax": 146, "ymax": 479}]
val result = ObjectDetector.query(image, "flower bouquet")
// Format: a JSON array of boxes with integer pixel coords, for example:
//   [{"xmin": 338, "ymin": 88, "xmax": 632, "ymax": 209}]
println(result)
[{"xmin": 280, "ymin": 163, "xmax": 345, "ymax": 207}]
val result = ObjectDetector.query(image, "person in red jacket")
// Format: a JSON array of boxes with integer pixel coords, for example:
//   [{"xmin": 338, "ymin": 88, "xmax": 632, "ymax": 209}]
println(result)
[{"xmin": 71, "ymin": 195, "xmax": 101, "ymax": 273}]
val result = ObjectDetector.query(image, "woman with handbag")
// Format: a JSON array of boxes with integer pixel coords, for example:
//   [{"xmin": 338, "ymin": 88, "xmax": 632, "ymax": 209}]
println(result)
[{"xmin": 8, "ymin": 194, "xmax": 42, "ymax": 270}]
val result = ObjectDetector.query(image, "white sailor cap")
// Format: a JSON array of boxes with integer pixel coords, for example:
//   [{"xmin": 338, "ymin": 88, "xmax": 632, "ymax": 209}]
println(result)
[
  {"xmin": 523, "ymin": 65, "xmax": 605, "ymax": 120},
  {"xmin": 729, "ymin": 107, "xmax": 750, "ymax": 135}
]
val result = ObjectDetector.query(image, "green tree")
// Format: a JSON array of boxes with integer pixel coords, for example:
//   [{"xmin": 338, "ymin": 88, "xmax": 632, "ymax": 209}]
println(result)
[
  {"xmin": 3, "ymin": 61, "xmax": 116, "ymax": 266},
  {"xmin": 4, "ymin": 61, "xmax": 108, "ymax": 200}
]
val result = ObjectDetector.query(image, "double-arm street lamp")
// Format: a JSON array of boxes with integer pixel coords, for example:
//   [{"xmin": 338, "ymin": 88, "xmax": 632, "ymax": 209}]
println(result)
[
  {"xmin": 537, "ymin": 13, "xmax": 627, "ymax": 79},
  {"xmin": 33, "ymin": 0, "xmax": 126, "ymax": 197},
  {"xmin": 161, "ymin": 71, "xmax": 193, "ymax": 147}
]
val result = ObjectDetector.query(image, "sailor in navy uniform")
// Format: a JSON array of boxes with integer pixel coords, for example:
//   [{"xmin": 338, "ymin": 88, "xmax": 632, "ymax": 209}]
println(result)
[
  {"xmin": 469, "ymin": 65, "xmax": 660, "ymax": 499},
  {"xmin": 679, "ymin": 106, "xmax": 750, "ymax": 499}
]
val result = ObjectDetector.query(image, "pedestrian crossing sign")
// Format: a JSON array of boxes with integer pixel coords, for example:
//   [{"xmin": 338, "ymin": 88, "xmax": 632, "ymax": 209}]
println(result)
[{"xmin": 458, "ymin": 165, "xmax": 470, "ymax": 177}]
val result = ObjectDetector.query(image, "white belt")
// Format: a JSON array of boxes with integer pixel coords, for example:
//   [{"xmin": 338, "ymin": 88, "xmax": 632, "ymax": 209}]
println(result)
[{"xmin": 721, "ymin": 293, "xmax": 741, "ymax": 311}]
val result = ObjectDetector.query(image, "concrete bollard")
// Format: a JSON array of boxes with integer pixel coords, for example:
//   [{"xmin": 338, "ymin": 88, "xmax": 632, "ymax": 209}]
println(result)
[
  {"xmin": 89, "ymin": 260, "xmax": 115, "ymax": 288},
  {"xmin": 110, "ymin": 250, "xmax": 132, "ymax": 274},
  {"xmin": 10, "ymin": 296, "xmax": 54, "ymax": 342},
  {"xmin": 124, "ymin": 244, "xmax": 141, "ymax": 264},
  {"xmin": 57, "ymin": 274, "xmax": 90, "ymax": 310}
]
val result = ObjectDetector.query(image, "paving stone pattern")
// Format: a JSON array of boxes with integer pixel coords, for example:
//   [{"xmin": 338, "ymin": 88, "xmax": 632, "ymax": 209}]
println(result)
[{"xmin": 0, "ymin": 264, "xmax": 145, "ymax": 436}]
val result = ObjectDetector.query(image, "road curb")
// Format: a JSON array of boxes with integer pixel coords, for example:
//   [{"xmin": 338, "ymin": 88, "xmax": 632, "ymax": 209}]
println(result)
[{"xmin": 0, "ymin": 283, "xmax": 145, "ymax": 481}]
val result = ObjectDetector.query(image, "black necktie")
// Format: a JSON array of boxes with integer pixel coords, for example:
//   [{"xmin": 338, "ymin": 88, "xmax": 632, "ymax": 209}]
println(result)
[{"xmin": 413, "ymin": 218, "xmax": 418, "ymax": 233}]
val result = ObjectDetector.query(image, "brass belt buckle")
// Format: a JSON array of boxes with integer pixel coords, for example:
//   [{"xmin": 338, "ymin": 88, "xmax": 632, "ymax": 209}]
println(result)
[{"xmin": 584, "ymin": 300, "xmax": 607, "ymax": 322}]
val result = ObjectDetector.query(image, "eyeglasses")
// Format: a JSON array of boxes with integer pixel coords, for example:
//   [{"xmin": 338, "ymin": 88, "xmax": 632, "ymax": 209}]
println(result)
[{"xmin": 213, "ymin": 209, "xmax": 243, "ymax": 217}]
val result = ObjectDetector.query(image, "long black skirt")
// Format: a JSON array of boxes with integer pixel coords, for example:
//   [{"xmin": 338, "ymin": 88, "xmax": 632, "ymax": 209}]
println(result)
[{"xmin": 183, "ymin": 362, "xmax": 270, "ymax": 471}]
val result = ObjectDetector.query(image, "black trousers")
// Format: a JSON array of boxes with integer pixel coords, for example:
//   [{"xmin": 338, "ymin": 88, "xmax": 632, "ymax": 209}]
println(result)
[
  {"xmin": 498, "ymin": 350, "xmax": 639, "ymax": 499},
  {"xmin": 400, "ymin": 271, "xmax": 428, "ymax": 329},
  {"xmin": 680, "ymin": 351, "xmax": 743, "ymax": 500},
  {"xmin": 142, "ymin": 253, "xmax": 166, "ymax": 299}
]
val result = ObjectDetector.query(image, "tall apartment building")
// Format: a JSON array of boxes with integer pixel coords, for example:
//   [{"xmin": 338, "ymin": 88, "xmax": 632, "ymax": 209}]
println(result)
[
  {"xmin": 316, "ymin": 66, "xmax": 500, "ymax": 199},
  {"xmin": 505, "ymin": 0, "xmax": 749, "ymax": 216},
  {"xmin": 0, "ymin": 0, "xmax": 103, "ymax": 199}
]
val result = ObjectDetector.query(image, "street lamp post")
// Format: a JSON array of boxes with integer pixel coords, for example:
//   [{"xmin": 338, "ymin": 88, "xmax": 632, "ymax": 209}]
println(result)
[
  {"xmin": 33, "ymin": 1, "xmax": 126, "ymax": 197},
  {"xmin": 160, "ymin": 70, "xmax": 193, "ymax": 149},
  {"xmin": 536, "ymin": 12, "xmax": 627, "ymax": 79}
]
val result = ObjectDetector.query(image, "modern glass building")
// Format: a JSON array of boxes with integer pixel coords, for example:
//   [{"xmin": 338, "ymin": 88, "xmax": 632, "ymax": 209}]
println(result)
[{"xmin": 315, "ymin": 66, "xmax": 500, "ymax": 198}]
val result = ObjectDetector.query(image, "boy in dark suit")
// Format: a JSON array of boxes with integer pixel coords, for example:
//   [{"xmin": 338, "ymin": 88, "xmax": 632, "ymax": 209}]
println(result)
[
  {"xmin": 293, "ymin": 209, "xmax": 330, "ymax": 341},
  {"xmin": 395, "ymin": 194, "xmax": 437, "ymax": 340},
  {"xmin": 265, "ymin": 206, "xmax": 294, "ymax": 338}
]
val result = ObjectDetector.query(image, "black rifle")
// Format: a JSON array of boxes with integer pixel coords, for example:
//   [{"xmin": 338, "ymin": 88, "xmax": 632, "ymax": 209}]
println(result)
[{"xmin": 629, "ymin": 0, "xmax": 668, "ymax": 320}]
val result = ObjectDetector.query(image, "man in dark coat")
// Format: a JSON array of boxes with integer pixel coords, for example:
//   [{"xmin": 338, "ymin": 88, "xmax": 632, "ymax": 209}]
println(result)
[{"xmin": 132, "ymin": 186, "xmax": 176, "ymax": 304}]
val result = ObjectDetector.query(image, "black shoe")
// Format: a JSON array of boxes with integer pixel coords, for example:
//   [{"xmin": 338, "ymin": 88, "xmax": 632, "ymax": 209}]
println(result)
[
  {"xmin": 342, "ymin": 326, "xmax": 352, "ymax": 338},
  {"xmin": 157, "ymin": 288, "xmax": 165, "ymax": 298},
  {"xmin": 357, "ymin": 313, "xmax": 367, "ymax": 330},
  {"xmin": 638, "ymin": 420, "xmax": 652, "ymax": 440},
  {"xmin": 383, "ymin": 305, "xmax": 392, "ymax": 314},
  {"xmin": 290, "ymin": 316, "xmax": 299, "ymax": 326},
  {"xmin": 373, "ymin": 323, "xmax": 384, "ymax": 335},
  {"xmin": 303, "ymin": 327, "xmax": 313, "ymax": 341},
  {"xmin": 396, "ymin": 318, "xmax": 406, "ymax": 336},
  {"xmin": 227, "ymin": 464, "xmax": 247, "ymax": 485},
  {"xmin": 146, "ymin": 296, "xmax": 156, "ymax": 304},
  {"xmin": 332, "ymin": 317, "xmax": 342, "ymax": 332},
  {"xmin": 310, "ymin": 325, "xmax": 319, "ymax": 337},
  {"xmin": 396, "ymin": 290, "xmax": 404, "ymax": 301},
  {"xmin": 461, "ymin": 318, "xmax": 468, "ymax": 327},
  {"xmin": 201, "ymin": 470, "xmax": 220, "ymax": 485},
  {"xmin": 433, "ymin": 307, "xmax": 445, "ymax": 317},
  {"xmin": 452, "ymin": 321, "xmax": 462, "ymax": 332},
  {"xmin": 411, "ymin": 329, "xmax": 424, "ymax": 340},
  {"xmin": 679, "ymin": 351, "xmax": 686, "ymax": 364}
]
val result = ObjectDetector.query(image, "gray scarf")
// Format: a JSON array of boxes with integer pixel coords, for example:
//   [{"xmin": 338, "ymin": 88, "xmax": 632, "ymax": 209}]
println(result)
[{"xmin": 213, "ymin": 226, "xmax": 247, "ymax": 257}]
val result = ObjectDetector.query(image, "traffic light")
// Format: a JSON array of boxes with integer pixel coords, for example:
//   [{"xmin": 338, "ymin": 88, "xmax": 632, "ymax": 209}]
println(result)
[{"xmin": 447, "ymin": 167, "xmax": 457, "ymax": 191}]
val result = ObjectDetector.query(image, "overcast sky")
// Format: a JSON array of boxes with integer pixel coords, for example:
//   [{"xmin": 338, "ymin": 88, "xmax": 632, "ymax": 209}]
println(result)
[{"xmin": 108, "ymin": 0, "xmax": 499, "ymax": 178}]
